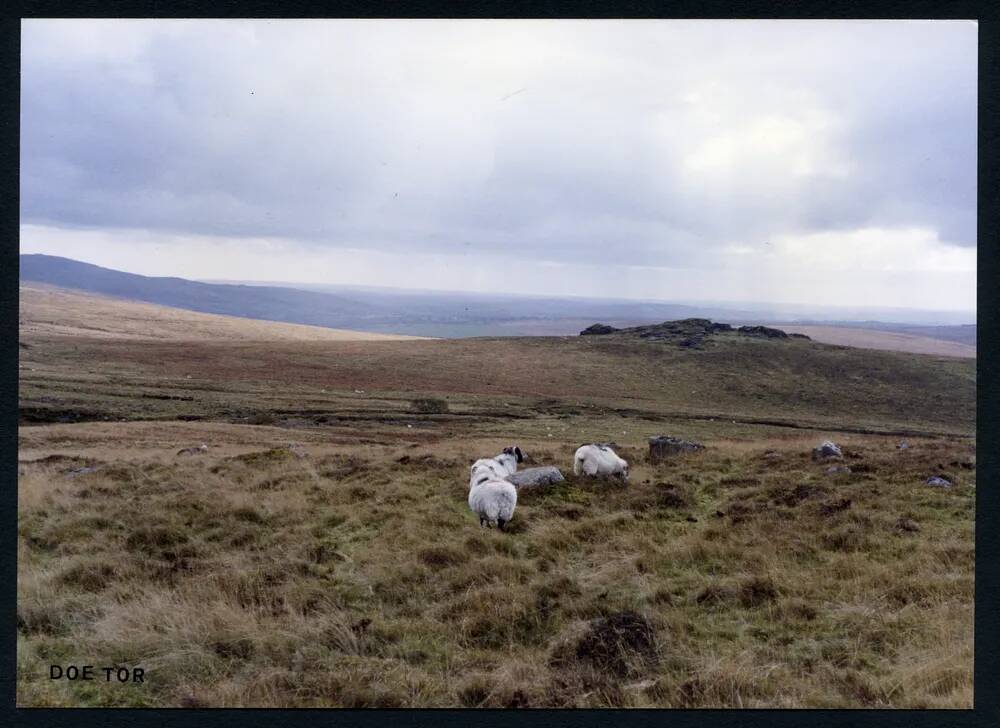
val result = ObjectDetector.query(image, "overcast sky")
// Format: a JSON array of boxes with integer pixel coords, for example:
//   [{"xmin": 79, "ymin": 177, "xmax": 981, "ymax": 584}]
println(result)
[{"xmin": 20, "ymin": 19, "xmax": 977, "ymax": 312}]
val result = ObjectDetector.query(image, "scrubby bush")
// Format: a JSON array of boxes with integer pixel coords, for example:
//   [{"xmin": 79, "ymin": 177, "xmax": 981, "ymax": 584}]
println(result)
[{"xmin": 410, "ymin": 398, "xmax": 449, "ymax": 414}]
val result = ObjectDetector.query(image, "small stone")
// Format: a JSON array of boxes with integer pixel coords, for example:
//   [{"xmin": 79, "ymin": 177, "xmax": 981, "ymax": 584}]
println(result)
[
  {"xmin": 812, "ymin": 440, "xmax": 843, "ymax": 461},
  {"xmin": 825, "ymin": 465, "xmax": 852, "ymax": 475},
  {"xmin": 897, "ymin": 441, "xmax": 909, "ymax": 450},
  {"xmin": 66, "ymin": 466, "xmax": 98, "ymax": 477},
  {"xmin": 925, "ymin": 476, "xmax": 952, "ymax": 488},
  {"xmin": 177, "ymin": 444, "xmax": 209, "ymax": 456}
]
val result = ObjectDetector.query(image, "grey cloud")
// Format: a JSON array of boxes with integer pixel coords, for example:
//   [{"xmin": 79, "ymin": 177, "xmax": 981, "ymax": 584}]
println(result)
[{"xmin": 21, "ymin": 20, "xmax": 977, "ymax": 270}]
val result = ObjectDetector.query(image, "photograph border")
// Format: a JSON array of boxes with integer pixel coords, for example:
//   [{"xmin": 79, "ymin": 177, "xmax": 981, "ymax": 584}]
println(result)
[{"xmin": 3, "ymin": 1, "xmax": 997, "ymax": 726}]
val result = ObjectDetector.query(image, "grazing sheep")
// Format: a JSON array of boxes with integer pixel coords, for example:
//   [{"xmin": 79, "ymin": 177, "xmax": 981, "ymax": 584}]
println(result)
[
  {"xmin": 469, "ymin": 446, "xmax": 524, "ymax": 488},
  {"xmin": 574, "ymin": 444, "xmax": 629, "ymax": 481},
  {"xmin": 468, "ymin": 478, "xmax": 517, "ymax": 530}
]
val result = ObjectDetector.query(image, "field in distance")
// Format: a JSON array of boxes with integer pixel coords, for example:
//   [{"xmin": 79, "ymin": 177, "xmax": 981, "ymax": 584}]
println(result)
[
  {"xmin": 772, "ymin": 324, "xmax": 975, "ymax": 359},
  {"xmin": 19, "ymin": 284, "xmax": 425, "ymax": 342},
  {"xmin": 17, "ymin": 289, "xmax": 975, "ymax": 708}
]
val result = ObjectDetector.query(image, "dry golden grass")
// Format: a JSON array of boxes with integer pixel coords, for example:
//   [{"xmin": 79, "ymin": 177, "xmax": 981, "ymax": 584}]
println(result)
[
  {"xmin": 17, "ymin": 304, "xmax": 975, "ymax": 708},
  {"xmin": 775, "ymin": 324, "xmax": 975, "ymax": 359},
  {"xmin": 19, "ymin": 284, "xmax": 425, "ymax": 342},
  {"xmin": 17, "ymin": 424, "xmax": 974, "ymax": 708}
]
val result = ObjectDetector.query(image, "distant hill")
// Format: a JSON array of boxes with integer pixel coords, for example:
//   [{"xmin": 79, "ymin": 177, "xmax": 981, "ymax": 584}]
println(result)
[
  {"xmin": 773, "ymin": 324, "xmax": 975, "ymax": 359},
  {"xmin": 17, "ymin": 254, "xmax": 775, "ymax": 337},
  {"xmin": 20, "ymin": 254, "xmax": 385, "ymax": 330},
  {"xmin": 19, "ymin": 284, "xmax": 424, "ymax": 342},
  {"xmin": 20, "ymin": 255, "xmax": 976, "ymax": 348},
  {"xmin": 783, "ymin": 321, "xmax": 977, "ymax": 347}
]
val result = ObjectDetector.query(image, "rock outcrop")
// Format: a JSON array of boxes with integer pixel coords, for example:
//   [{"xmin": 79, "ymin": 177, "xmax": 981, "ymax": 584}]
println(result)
[
  {"xmin": 580, "ymin": 323, "xmax": 620, "ymax": 336},
  {"xmin": 578, "ymin": 318, "xmax": 809, "ymax": 346},
  {"xmin": 648, "ymin": 435, "xmax": 704, "ymax": 462},
  {"xmin": 737, "ymin": 325, "xmax": 789, "ymax": 339}
]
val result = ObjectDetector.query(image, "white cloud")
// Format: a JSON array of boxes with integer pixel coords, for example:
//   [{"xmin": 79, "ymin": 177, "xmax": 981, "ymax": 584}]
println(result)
[
  {"xmin": 20, "ymin": 223, "xmax": 976, "ymax": 312},
  {"xmin": 769, "ymin": 227, "xmax": 976, "ymax": 273}
]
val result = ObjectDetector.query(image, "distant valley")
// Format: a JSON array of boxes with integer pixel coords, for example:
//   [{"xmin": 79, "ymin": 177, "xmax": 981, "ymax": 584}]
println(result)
[{"xmin": 20, "ymin": 254, "xmax": 975, "ymax": 355}]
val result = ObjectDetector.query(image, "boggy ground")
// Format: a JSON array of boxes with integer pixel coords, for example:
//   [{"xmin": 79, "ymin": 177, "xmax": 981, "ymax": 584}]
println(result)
[{"xmin": 17, "ymin": 419, "xmax": 974, "ymax": 708}]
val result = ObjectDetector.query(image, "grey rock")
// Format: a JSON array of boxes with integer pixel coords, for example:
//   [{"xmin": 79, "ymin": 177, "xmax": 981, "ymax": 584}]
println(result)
[
  {"xmin": 812, "ymin": 440, "xmax": 843, "ymax": 461},
  {"xmin": 925, "ymin": 476, "xmax": 952, "ymax": 488},
  {"xmin": 507, "ymin": 466, "xmax": 566, "ymax": 490},
  {"xmin": 177, "ymin": 444, "xmax": 209, "ymax": 456},
  {"xmin": 580, "ymin": 324, "xmax": 619, "ymax": 336},
  {"xmin": 66, "ymin": 466, "xmax": 98, "ymax": 477},
  {"xmin": 826, "ymin": 465, "xmax": 852, "ymax": 475},
  {"xmin": 737, "ymin": 325, "xmax": 789, "ymax": 339},
  {"xmin": 649, "ymin": 436, "xmax": 704, "ymax": 462},
  {"xmin": 579, "ymin": 319, "xmax": 738, "ymax": 347},
  {"xmin": 897, "ymin": 441, "xmax": 910, "ymax": 450}
]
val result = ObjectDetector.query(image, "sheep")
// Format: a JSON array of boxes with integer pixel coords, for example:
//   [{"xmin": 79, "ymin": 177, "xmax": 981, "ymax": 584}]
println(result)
[
  {"xmin": 469, "ymin": 445, "xmax": 524, "ymax": 489},
  {"xmin": 573, "ymin": 444, "xmax": 629, "ymax": 481},
  {"xmin": 468, "ymin": 478, "xmax": 517, "ymax": 530}
]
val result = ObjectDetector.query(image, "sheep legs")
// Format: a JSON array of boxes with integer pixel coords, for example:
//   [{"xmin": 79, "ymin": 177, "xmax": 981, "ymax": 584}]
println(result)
[{"xmin": 478, "ymin": 517, "xmax": 507, "ymax": 531}]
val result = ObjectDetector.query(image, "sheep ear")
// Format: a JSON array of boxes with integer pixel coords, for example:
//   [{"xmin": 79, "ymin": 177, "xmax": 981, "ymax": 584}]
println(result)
[{"xmin": 515, "ymin": 447, "xmax": 523, "ymax": 463}]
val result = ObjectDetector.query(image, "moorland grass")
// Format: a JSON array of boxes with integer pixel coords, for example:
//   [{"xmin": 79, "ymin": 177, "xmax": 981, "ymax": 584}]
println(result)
[{"xmin": 17, "ymin": 433, "xmax": 974, "ymax": 707}]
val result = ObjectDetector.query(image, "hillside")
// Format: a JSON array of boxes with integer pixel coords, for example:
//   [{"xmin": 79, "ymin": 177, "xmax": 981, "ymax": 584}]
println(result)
[
  {"xmin": 19, "ymin": 285, "xmax": 424, "ymax": 342},
  {"xmin": 20, "ymin": 254, "xmax": 388, "ymax": 330},
  {"xmin": 17, "ymin": 290, "xmax": 976, "ymax": 708},
  {"xmin": 18, "ymin": 255, "xmax": 752, "ymax": 337},
  {"xmin": 772, "ymin": 324, "xmax": 975, "ymax": 359},
  {"xmin": 18, "ymin": 323, "xmax": 976, "ymax": 708},
  {"xmin": 19, "ymin": 324, "xmax": 975, "ymax": 436},
  {"xmin": 777, "ymin": 321, "xmax": 977, "ymax": 346},
  {"xmin": 21, "ymin": 255, "xmax": 976, "ymax": 345}
]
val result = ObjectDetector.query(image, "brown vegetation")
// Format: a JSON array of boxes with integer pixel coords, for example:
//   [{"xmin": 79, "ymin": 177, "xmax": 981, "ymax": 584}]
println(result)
[
  {"xmin": 19, "ymin": 284, "xmax": 424, "ymax": 342},
  {"xmin": 17, "ymin": 426, "xmax": 974, "ymax": 708},
  {"xmin": 17, "ymin": 293, "xmax": 975, "ymax": 707}
]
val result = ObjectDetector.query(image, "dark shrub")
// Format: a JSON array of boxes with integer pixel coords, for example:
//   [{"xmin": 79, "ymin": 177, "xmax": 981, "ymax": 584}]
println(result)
[
  {"xmin": 410, "ymin": 398, "xmax": 449, "ymax": 414},
  {"xmin": 573, "ymin": 611, "xmax": 658, "ymax": 677}
]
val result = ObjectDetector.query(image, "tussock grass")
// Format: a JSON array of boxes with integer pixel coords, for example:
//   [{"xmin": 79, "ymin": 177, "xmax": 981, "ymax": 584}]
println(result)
[
  {"xmin": 17, "ymin": 321, "xmax": 975, "ymax": 707},
  {"xmin": 17, "ymin": 428, "xmax": 974, "ymax": 707}
]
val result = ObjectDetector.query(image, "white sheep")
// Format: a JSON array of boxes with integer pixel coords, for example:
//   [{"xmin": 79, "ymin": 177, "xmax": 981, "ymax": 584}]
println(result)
[
  {"xmin": 469, "ymin": 446, "xmax": 523, "ymax": 489},
  {"xmin": 573, "ymin": 444, "xmax": 629, "ymax": 481},
  {"xmin": 468, "ymin": 478, "xmax": 517, "ymax": 530}
]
